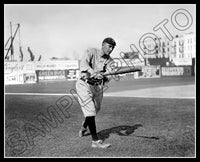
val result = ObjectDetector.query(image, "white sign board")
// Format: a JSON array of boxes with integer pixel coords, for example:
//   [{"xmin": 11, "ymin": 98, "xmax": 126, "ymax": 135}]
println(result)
[{"xmin": 35, "ymin": 60, "xmax": 79, "ymax": 70}]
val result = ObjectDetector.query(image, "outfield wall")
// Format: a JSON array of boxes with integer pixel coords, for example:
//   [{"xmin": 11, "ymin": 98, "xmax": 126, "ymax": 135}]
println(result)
[{"xmin": 4, "ymin": 60, "xmax": 193, "ymax": 85}]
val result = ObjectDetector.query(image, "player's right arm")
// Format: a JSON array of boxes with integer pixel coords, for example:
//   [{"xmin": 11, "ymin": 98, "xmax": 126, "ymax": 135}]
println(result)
[
  {"xmin": 80, "ymin": 48, "xmax": 103, "ymax": 79},
  {"xmin": 80, "ymin": 48, "xmax": 103, "ymax": 80},
  {"xmin": 80, "ymin": 49, "xmax": 95, "ymax": 75}
]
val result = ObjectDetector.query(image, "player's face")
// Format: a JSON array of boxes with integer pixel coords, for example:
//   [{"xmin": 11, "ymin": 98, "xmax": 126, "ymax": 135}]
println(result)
[{"xmin": 102, "ymin": 42, "xmax": 114, "ymax": 55}]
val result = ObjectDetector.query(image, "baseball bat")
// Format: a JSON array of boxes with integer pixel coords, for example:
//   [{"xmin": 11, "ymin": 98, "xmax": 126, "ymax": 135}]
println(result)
[{"xmin": 103, "ymin": 66, "xmax": 142, "ymax": 76}]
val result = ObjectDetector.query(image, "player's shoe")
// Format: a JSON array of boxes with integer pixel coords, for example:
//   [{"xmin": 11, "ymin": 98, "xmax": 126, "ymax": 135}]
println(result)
[
  {"xmin": 79, "ymin": 121, "xmax": 89, "ymax": 137},
  {"xmin": 79, "ymin": 127, "xmax": 88, "ymax": 137},
  {"xmin": 92, "ymin": 140, "xmax": 111, "ymax": 148}
]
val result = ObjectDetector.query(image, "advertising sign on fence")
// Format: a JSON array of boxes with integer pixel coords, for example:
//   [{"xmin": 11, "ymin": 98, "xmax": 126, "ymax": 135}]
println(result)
[
  {"xmin": 4, "ymin": 72, "xmax": 24, "ymax": 85},
  {"xmin": 66, "ymin": 69, "xmax": 77, "ymax": 81},
  {"xmin": 162, "ymin": 67, "xmax": 183, "ymax": 76},
  {"xmin": 138, "ymin": 66, "xmax": 161, "ymax": 78},
  {"xmin": 35, "ymin": 60, "xmax": 79, "ymax": 70},
  {"xmin": 161, "ymin": 66, "xmax": 192, "ymax": 76},
  {"xmin": 4, "ymin": 61, "xmax": 35, "ymax": 74},
  {"xmin": 24, "ymin": 73, "xmax": 37, "ymax": 83},
  {"xmin": 37, "ymin": 70, "xmax": 66, "ymax": 80}
]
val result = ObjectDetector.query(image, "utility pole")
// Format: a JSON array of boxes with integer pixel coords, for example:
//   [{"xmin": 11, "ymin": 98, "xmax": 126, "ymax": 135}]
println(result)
[
  {"xmin": 10, "ymin": 22, "xmax": 13, "ymax": 61},
  {"xmin": 5, "ymin": 22, "xmax": 20, "ymax": 61}
]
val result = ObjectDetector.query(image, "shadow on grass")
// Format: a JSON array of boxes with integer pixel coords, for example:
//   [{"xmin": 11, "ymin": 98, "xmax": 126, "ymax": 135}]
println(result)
[
  {"xmin": 96, "ymin": 124, "xmax": 160, "ymax": 141},
  {"xmin": 84, "ymin": 124, "xmax": 160, "ymax": 141}
]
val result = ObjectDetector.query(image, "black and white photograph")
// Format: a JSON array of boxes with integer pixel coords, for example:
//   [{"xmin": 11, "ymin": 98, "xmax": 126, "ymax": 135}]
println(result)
[{"xmin": 4, "ymin": 4, "xmax": 196, "ymax": 157}]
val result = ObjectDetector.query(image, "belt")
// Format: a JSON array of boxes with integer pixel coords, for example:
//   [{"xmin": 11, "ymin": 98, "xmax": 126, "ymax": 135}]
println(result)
[{"xmin": 80, "ymin": 77, "xmax": 102, "ymax": 86}]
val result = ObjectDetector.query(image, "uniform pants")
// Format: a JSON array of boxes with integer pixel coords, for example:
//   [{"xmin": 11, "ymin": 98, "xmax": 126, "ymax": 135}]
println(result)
[{"xmin": 75, "ymin": 78, "xmax": 103, "ymax": 117}]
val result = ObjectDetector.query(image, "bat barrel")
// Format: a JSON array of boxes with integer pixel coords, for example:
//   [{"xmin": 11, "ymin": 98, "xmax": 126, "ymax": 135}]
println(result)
[{"xmin": 103, "ymin": 66, "xmax": 142, "ymax": 76}]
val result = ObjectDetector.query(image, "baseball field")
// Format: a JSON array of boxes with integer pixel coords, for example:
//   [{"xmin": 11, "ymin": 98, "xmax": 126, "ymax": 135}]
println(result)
[{"xmin": 5, "ymin": 76, "xmax": 195, "ymax": 157}]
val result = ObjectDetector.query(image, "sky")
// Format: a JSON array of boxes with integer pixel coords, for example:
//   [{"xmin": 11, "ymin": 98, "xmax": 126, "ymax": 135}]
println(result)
[{"xmin": 4, "ymin": 4, "xmax": 196, "ymax": 61}]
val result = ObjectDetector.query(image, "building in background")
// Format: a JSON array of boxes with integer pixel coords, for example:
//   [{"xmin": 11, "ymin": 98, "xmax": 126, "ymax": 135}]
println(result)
[
  {"xmin": 144, "ymin": 32, "xmax": 196, "ymax": 66},
  {"xmin": 170, "ymin": 32, "xmax": 195, "ymax": 66}
]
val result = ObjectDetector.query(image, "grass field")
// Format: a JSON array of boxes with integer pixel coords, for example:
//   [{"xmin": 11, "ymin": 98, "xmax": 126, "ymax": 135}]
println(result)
[{"xmin": 5, "ymin": 76, "xmax": 195, "ymax": 157}]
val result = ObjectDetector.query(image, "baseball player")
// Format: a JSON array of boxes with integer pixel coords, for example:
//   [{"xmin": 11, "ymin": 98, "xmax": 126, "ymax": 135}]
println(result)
[{"xmin": 75, "ymin": 37, "xmax": 116, "ymax": 148}]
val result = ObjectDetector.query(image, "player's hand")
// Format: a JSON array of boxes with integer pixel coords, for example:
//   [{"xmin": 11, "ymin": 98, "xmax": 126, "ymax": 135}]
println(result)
[{"xmin": 91, "ymin": 72, "xmax": 103, "ymax": 79}]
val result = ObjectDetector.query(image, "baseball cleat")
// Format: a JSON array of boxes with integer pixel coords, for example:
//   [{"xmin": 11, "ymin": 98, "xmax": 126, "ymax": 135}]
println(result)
[
  {"xmin": 92, "ymin": 140, "xmax": 111, "ymax": 148},
  {"xmin": 79, "ymin": 127, "xmax": 88, "ymax": 137}
]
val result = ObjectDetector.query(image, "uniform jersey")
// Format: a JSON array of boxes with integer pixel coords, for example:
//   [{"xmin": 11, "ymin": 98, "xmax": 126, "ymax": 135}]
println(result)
[{"xmin": 79, "ymin": 48, "xmax": 113, "ymax": 79}]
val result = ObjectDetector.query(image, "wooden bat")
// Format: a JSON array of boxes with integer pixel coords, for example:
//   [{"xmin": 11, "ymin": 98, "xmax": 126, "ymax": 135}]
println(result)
[
  {"xmin": 86, "ymin": 66, "xmax": 142, "ymax": 85},
  {"xmin": 103, "ymin": 66, "xmax": 142, "ymax": 76}
]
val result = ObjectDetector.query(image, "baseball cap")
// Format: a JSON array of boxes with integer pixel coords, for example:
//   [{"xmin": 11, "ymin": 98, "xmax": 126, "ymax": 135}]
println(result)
[{"xmin": 102, "ymin": 37, "xmax": 116, "ymax": 47}]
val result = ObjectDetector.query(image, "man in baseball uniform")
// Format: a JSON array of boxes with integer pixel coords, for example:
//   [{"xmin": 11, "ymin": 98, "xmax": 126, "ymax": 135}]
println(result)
[{"xmin": 76, "ymin": 37, "xmax": 116, "ymax": 148}]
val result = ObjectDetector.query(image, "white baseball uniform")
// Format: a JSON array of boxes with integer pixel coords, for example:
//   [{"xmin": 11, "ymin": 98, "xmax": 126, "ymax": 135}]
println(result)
[{"xmin": 76, "ymin": 48, "xmax": 113, "ymax": 117}]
